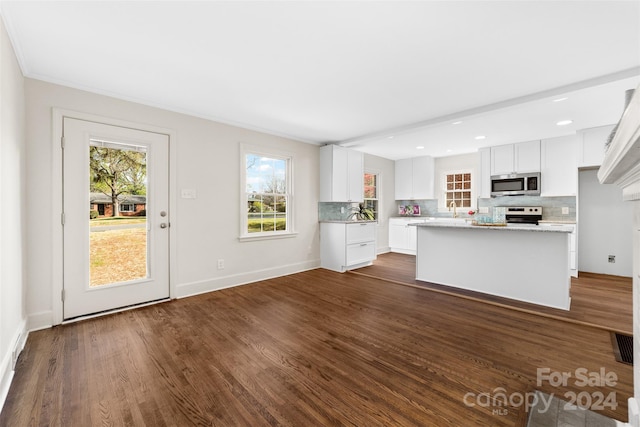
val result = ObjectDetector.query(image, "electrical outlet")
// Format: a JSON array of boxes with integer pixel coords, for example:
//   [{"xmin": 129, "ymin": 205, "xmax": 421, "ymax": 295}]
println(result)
[
  {"xmin": 562, "ymin": 207, "xmax": 569, "ymax": 215},
  {"xmin": 340, "ymin": 207, "xmax": 345, "ymax": 214},
  {"xmin": 608, "ymin": 255, "xmax": 616, "ymax": 263},
  {"xmin": 217, "ymin": 259, "xmax": 225, "ymax": 269}
]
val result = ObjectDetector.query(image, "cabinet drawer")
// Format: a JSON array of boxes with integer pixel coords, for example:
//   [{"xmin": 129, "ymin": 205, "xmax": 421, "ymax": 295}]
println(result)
[
  {"xmin": 346, "ymin": 241, "xmax": 376, "ymax": 266},
  {"xmin": 346, "ymin": 222, "xmax": 376, "ymax": 244}
]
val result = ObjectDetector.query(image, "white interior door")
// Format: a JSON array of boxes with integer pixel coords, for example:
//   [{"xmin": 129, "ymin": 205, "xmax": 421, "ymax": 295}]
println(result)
[{"xmin": 62, "ymin": 117, "xmax": 170, "ymax": 320}]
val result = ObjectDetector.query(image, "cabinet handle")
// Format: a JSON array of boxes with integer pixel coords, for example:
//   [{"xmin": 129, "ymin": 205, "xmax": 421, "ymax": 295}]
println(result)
[{"xmin": 360, "ymin": 243, "xmax": 368, "ymax": 246}]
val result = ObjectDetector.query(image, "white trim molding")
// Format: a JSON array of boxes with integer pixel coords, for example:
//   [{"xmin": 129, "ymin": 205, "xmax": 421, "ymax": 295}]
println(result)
[
  {"xmin": 598, "ymin": 84, "xmax": 640, "ymax": 198},
  {"xmin": 597, "ymin": 83, "xmax": 640, "ymax": 427}
]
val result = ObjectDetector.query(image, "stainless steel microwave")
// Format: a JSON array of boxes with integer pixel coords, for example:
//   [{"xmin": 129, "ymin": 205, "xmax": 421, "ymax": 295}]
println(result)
[{"xmin": 490, "ymin": 172, "xmax": 540, "ymax": 197}]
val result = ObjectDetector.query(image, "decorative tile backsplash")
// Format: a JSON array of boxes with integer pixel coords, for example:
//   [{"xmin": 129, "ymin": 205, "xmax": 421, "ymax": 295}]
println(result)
[
  {"xmin": 479, "ymin": 196, "xmax": 576, "ymax": 222},
  {"xmin": 320, "ymin": 196, "xmax": 576, "ymax": 222}
]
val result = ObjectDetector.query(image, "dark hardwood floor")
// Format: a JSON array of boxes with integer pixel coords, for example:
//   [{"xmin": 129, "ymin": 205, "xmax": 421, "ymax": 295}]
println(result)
[
  {"xmin": 0, "ymin": 265, "xmax": 633, "ymax": 426},
  {"xmin": 352, "ymin": 252, "xmax": 633, "ymax": 335}
]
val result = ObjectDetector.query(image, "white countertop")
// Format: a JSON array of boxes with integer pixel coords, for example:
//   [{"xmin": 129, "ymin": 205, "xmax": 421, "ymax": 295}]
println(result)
[
  {"xmin": 412, "ymin": 221, "xmax": 573, "ymax": 233},
  {"xmin": 319, "ymin": 220, "xmax": 377, "ymax": 224}
]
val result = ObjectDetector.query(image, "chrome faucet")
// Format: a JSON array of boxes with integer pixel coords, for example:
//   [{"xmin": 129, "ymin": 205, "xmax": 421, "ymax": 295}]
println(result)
[{"xmin": 448, "ymin": 201, "xmax": 458, "ymax": 218}]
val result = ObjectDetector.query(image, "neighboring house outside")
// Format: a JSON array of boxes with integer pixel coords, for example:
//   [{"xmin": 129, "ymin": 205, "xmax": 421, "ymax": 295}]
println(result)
[{"xmin": 90, "ymin": 193, "xmax": 146, "ymax": 217}]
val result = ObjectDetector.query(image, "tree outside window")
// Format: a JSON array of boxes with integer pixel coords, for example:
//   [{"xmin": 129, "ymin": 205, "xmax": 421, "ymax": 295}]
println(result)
[
  {"xmin": 364, "ymin": 172, "xmax": 378, "ymax": 220},
  {"xmin": 244, "ymin": 153, "xmax": 291, "ymax": 235}
]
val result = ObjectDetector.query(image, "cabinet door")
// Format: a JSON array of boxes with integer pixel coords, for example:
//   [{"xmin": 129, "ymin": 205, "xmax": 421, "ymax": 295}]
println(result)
[
  {"xmin": 490, "ymin": 144, "xmax": 515, "ymax": 175},
  {"xmin": 515, "ymin": 140, "xmax": 541, "ymax": 172},
  {"xmin": 347, "ymin": 149, "xmax": 364, "ymax": 202},
  {"xmin": 412, "ymin": 156, "xmax": 435, "ymax": 199},
  {"xmin": 541, "ymin": 135, "xmax": 577, "ymax": 196},
  {"xmin": 395, "ymin": 158, "xmax": 413, "ymax": 200},
  {"xmin": 319, "ymin": 145, "xmax": 348, "ymax": 202},
  {"xmin": 346, "ymin": 241, "xmax": 376, "ymax": 266},
  {"xmin": 389, "ymin": 224, "xmax": 408, "ymax": 249},
  {"xmin": 478, "ymin": 147, "xmax": 491, "ymax": 198},
  {"xmin": 346, "ymin": 222, "xmax": 375, "ymax": 244}
]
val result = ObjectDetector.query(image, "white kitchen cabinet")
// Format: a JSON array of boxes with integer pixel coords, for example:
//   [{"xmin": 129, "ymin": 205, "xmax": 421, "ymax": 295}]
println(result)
[
  {"xmin": 539, "ymin": 222, "xmax": 577, "ymax": 277},
  {"xmin": 388, "ymin": 218, "xmax": 417, "ymax": 255},
  {"xmin": 320, "ymin": 222, "xmax": 377, "ymax": 272},
  {"xmin": 395, "ymin": 156, "xmax": 435, "ymax": 200},
  {"xmin": 490, "ymin": 140, "xmax": 540, "ymax": 175},
  {"xmin": 478, "ymin": 147, "xmax": 491, "ymax": 198},
  {"xmin": 319, "ymin": 145, "xmax": 364, "ymax": 202},
  {"xmin": 577, "ymin": 124, "xmax": 615, "ymax": 167},
  {"xmin": 540, "ymin": 135, "xmax": 578, "ymax": 196}
]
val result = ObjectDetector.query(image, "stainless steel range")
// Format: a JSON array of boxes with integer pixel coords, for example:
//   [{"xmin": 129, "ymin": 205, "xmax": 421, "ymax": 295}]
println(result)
[{"xmin": 503, "ymin": 206, "xmax": 542, "ymax": 225}]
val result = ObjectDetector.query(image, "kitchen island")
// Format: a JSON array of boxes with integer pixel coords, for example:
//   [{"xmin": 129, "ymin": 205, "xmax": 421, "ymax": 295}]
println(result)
[{"xmin": 413, "ymin": 221, "xmax": 573, "ymax": 310}]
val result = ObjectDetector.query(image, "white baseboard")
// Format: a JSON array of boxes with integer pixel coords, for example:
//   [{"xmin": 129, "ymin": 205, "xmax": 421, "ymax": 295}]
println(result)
[
  {"xmin": 176, "ymin": 259, "xmax": 320, "ymax": 299},
  {"xmin": 28, "ymin": 311, "xmax": 53, "ymax": 332},
  {"xmin": 0, "ymin": 319, "xmax": 28, "ymax": 412}
]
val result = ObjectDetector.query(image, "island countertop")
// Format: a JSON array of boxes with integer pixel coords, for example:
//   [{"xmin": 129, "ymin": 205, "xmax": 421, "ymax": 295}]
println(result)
[
  {"xmin": 411, "ymin": 221, "xmax": 573, "ymax": 233},
  {"xmin": 414, "ymin": 221, "xmax": 571, "ymax": 310}
]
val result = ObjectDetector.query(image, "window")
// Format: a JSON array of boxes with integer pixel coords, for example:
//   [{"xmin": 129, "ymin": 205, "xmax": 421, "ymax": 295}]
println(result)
[
  {"xmin": 443, "ymin": 171, "xmax": 472, "ymax": 208},
  {"xmin": 241, "ymin": 147, "xmax": 293, "ymax": 240},
  {"xmin": 119, "ymin": 204, "xmax": 134, "ymax": 212},
  {"xmin": 363, "ymin": 172, "xmax": 379, "ymax": 220}
]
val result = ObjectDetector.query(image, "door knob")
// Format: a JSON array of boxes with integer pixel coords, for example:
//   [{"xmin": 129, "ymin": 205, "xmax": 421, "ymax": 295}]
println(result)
[{"xmin": 160, "ymin": 223, "xmax": 168, "ymax": 229}]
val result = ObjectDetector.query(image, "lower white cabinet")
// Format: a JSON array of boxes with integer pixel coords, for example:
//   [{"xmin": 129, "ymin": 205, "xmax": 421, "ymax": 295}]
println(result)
[
  {"xmin": 320, "ymin": 222, "xmax": 377, "ymax": 272},
  {"xmin": 539, "ymin": 222, "xmax": 577, "ymax": 277},
  {"xmin": 389, "ymin": 218, "xmax": 418, "ymax": 255}
]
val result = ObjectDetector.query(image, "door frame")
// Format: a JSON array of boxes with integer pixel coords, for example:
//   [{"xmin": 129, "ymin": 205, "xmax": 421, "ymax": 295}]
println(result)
[{"xmin": 51, "ymin": 109, "xmax": 177, "ymax": 325}]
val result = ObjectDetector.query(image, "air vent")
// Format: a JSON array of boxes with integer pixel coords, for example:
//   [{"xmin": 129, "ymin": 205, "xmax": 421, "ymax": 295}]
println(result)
[{"xmin": 611, "ymin": 333, "xmax": 633, "ymax": 365}]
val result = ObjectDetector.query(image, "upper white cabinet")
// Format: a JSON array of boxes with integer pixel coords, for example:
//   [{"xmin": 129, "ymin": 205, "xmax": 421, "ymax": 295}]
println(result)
[
  {"xmin": 320, "ymin": 145, "xmax": 364, "ymax": 202},
  {"xmin": 478, "ymin": 147, "xmax": 491, "ymax": 198},
  {"xmin": 395, "ymin": 156, "xmax": 435, "ymax": 200},
  {"xmin": 577, "ymin": 125, "xmax": 615, "ymax": 168},
  {"xmin": 540, "ymin": 135, "xmax": 578, "ymax": 196},
  {"xmin": 490, "ymin": 140, "xmax": 541, "ymax": 175}
]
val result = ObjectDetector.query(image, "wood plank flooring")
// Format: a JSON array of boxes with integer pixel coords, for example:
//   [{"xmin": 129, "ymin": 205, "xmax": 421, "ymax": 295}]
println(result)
[
  {"xmin": 352, "ymin": 252, "xmax": 633, "ymax": 335},
  {"xmin": 0, "ymin": 267, "xmax": 633, "ymax": 426}
]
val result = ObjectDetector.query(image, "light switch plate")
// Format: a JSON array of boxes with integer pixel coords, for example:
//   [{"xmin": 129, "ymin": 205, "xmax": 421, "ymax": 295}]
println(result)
[{"xmin": 181, "ymin": 189, "xmax": 197, "ymax": 199}]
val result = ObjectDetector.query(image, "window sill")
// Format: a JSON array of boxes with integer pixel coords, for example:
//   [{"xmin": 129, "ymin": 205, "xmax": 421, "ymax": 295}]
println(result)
[{"xmin": 238, "ymin": 232, "xmax": 298, "ymax": 243}]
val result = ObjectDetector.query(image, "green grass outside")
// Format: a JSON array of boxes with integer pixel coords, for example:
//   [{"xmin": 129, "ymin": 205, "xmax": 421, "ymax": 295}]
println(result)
[{"xmin": 248, "ymin": 218, "xmax": 286, "ymax": 233}]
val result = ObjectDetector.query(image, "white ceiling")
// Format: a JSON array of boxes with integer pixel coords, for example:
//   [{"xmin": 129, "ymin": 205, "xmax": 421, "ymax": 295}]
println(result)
[{"xmin": 1, "ymin": 1, "xmax": 639, "ymax": 160}]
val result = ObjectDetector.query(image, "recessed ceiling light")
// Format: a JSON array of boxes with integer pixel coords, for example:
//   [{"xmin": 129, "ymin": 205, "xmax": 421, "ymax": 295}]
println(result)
[
  {"xmin": 452, "ymin": 121, "xmax": 463, "ymax": 125},
  {"xmin": 387, "ymin": 136, "xmax": 394, "ymax": 139},
  {"xmin": 556, "ymin": 120, "xmax": 573, "ymax": 126},
  {"xmin": 475, "ymin": 135, "xmax": 486, "ymax": 140},
  {"xmin": 416, "ymin": 146, "xmax": 424, "ymax": 150},
  {"xmin": 553, "ymin": 97, "xmax": 568, "ymax": 103},
  {"xmin": 446, "ymin": 149, "xmax": 452, "ymax": 153}
]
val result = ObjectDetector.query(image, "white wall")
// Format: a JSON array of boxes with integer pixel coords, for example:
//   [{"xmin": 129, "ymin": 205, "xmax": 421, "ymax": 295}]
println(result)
[
  {"xmin": 578, "ymin": 168, "xmax": 632, "ymax": 276},
  {"xmin": 0, "ymin": 17, "xmax": 27, "ymax": 410},
  {"xmin": 363, "ymin": 153, "xmax": 395, "ymax": 253},
  {"xmin": 25, "ymin": 79, "xmax": 321, "ymax": 329}
]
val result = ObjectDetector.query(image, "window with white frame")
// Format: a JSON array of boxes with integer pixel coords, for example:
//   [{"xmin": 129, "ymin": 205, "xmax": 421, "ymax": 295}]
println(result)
[
  {"xmin": 363, "ymin": 172, "xmax": 379, "ymax": 220},
  {"xmin": 443, "ymin": 171, "xmax": 473, "ymax": 209},
  {"xmin": 119, "ymin": 204, "xmax": 134, "ymax": 212},
  {"xmin": 241, "ymin": 148, "xmax": 293, "ymax": 239}
]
